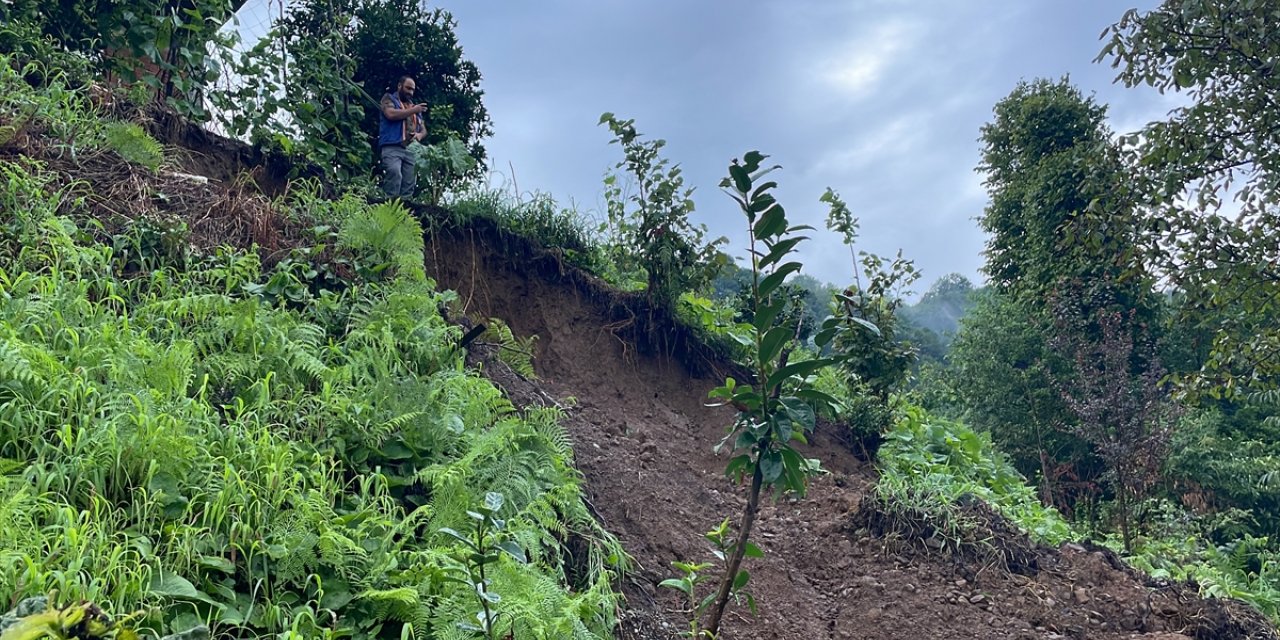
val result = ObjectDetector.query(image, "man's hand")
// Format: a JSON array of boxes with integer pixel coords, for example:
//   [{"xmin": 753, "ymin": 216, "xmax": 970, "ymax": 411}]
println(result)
[
  {"xmin": 413, "ymin": 104, "xmax": 427, "ymax": 114},
  {"xmin": 413, "ymin": 131, "xmax": 426, "ymax": 142}
]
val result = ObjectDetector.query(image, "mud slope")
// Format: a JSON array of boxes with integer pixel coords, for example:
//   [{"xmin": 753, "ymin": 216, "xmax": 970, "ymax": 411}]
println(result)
[{"xmin": 425, "ymin": 217, "xmax": 1276, "ymax": 640}]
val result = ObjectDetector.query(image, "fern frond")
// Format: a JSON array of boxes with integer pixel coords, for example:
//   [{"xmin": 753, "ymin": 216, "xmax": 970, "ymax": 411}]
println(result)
[
  {"xmin": 484, "ymin": 318, "xmax": 538, "ymax": 379},
  {"xmin": 102, "ymin": 122, "xmax": 164, "ymax": 171}
]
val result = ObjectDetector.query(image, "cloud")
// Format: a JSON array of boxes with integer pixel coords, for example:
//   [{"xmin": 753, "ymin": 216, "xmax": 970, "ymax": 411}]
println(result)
[
  {"xmin": 809, "ymin": 112, "xmax": 929, "ymax": 176},
  {"xmin": 818, "ymin": 19, "xmax": 922, "ymax": 99}
]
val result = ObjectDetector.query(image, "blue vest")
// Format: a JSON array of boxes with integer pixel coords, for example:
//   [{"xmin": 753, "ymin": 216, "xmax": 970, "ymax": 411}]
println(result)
[{"xmin": 378, "ymin": 93, "xmax": 418, "ymax": 148}]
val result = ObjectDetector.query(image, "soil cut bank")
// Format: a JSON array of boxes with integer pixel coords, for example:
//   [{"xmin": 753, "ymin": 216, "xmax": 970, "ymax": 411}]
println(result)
[
  {"xmin": 425, "ymin": 216, "xmax": 1278, "ymax": 640},
  {"xmin": 10, "ymin": 90, "xmax": 1269, "ymax": 637}
]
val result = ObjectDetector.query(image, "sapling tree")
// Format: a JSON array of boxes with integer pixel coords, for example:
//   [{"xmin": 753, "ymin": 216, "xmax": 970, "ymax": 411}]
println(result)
[
  {"xmin": 691, "ymin": 152, "xmax": 864, "ymax": 636},
  {"xmin": 659, "ymin": 518, "xmax": 760, "ymax": 639},
  {"xmin": 1048, "ymin": 291, "xmax": 1176, "ymax": 552},
  {"xmin": 821, "ymin": 189, "xmax": 919, "ymax": 449},
  {"xmin": 439, "ymin": 492, "xmax": 527, "ymax": 639},
  {"xmin": 598, "ymin": 113, "xmax": 726, "ymax": 310},
  {"xmin": 410, "ymin": 135, "xmax": 477, "ymax": 206}
]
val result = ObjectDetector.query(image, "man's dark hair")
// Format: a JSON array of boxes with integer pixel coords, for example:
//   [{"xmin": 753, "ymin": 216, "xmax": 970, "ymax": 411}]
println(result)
[{"xmin": 395, "ymin": 75, "xmax": 414, "ymax": 89}]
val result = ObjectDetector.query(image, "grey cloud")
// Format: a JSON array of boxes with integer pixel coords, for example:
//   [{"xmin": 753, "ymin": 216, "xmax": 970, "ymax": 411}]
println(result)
[{"xmin": 235, "ymin": 0, "xmax": 1169, "ymax": 292}]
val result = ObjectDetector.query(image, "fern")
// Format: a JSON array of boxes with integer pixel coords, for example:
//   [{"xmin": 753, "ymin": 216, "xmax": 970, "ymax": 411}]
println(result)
[
  {"xmin": 0, "ymin": 144, "xmax": 623, "ymax": 638},
  {"xmin": 484, "ymin": 317, "xmax": 538, "ymax": 379},
  {"xmin": 339, "ymin": 202, "xmax": 425, "ymax": 282},
  {"xmin": 102, "ymin": 121, "xmax": 164, "ymax": 171},
  {"xmin": 357, "ymin": 587, "xmax": 432, "ymax": 640}
]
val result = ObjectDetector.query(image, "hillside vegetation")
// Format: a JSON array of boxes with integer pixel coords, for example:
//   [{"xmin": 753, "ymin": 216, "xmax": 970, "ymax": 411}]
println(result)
[
  {"xmin": 0, "ymin": 56, "xmax": 621, "ymax": 639},
  {"xmin": 3, "ymin": 0, "xmax": 1280, "ymax": 639}
]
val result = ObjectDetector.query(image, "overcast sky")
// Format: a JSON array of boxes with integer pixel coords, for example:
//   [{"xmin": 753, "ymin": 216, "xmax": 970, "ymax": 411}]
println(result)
[{"xmin": 236, "ymin": 1, "xmax": 1179, "ymax": 294}]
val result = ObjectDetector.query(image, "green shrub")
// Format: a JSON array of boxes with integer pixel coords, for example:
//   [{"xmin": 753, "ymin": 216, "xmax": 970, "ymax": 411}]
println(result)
[{"xmin": 876, "ymin": 404, "xmax": 1076, "ymax": 546}]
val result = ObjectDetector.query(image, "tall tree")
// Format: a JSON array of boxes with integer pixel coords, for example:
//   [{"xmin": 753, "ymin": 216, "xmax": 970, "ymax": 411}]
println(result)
[
  {"xmin": 977, "ymin": 78, "xmax": 1148, "ymax": 309},
  {"xmin": 950, "ymin": 79, "xmax": 1157, "ymax": 508},
  {"xmin": 1100, "ymin": 0, "xmax": 1280, "ymax": 397}
]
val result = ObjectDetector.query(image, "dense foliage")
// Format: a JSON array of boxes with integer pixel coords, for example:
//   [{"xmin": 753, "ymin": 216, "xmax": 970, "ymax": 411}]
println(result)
[
  {"xmin": 0, "ymin": 0, "xmax": 235, "ymax": 118},
  {"xmin": 5, "ymin": 0, "xmax": 1280, "ymax": 633},
  {"xmin": 0, "ymin": 55, "xmax": 620, "ymax": 639},
  {"xmin": 1100, "ymin": 0, "xmax": 1280, "ymax": 398},
  {"xmin": 205, "ymin": 0, "xmax": 489, "ymax": 187}
]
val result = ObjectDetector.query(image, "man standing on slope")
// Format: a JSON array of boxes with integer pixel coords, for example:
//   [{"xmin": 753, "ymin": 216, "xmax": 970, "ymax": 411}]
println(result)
[{"xmin": 379, "ymin": 75, "xmax": 427, "ymax": 199}]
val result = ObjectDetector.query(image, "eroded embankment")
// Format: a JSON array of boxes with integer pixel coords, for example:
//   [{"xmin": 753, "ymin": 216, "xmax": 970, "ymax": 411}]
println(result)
[{"xmin": 425, "ymin": 216, "xmax": 1278, "ymax": 640}]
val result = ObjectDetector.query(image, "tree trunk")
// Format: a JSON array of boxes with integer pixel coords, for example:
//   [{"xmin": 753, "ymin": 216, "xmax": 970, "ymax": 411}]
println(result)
[{"xmin": 705, "ymin": 461, "xmax": 765, "ymax": 636}]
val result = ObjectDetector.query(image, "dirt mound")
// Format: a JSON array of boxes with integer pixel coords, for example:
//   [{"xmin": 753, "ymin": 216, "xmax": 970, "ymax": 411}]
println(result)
[{"xmin": 425, "ymin": 215, "xmax": 1279, "ymax": 640}]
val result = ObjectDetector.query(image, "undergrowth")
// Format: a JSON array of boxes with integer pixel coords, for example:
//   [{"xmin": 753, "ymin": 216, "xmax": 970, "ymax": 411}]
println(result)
[
  {"xmin": 0, "ymin": 53, "xmax": 624, "ymax": 639},
  {"xmin": 875, "ymin": 404, "xmax": 1075, "ymax": 547},
  {"xmin": 876, "ymin": 403, "xmax": 1280, "ymax": 625},
  {"xmin": 446, "ymin": 184, "xmax": 614, "ymax": 279}
]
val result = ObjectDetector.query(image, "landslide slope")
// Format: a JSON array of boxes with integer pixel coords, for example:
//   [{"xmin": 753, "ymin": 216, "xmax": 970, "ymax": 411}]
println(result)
[
  {"xmin": 424, "ymin": 216, "xmax": 1278, "ymax": 640},
  {"xmin": 28, "ymin": 97, "xmax": 1271, "ymax": 639}
]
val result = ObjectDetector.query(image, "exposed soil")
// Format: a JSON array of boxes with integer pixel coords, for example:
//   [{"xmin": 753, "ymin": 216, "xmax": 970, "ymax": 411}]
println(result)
[
  {"xmin": 424, "ymin": 215, "xmax": 1278, "ymax": 640},
  {"xmin": 14, "ymin": 91, "xmax": 1273, "ymax": 639}
]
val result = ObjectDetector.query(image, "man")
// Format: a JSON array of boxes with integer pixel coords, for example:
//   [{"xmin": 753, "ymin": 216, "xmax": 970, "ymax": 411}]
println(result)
[{"xmin": 378, "ymin": 75, "xmax": 427, "ymax": 199}]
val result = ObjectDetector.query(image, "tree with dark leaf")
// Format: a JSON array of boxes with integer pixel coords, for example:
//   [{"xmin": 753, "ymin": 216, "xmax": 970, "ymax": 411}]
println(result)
[
  {"xmin": 1048, "ymin": 288, "xmax": 1177, "ymax": 552},
  {"xmin": 349, "ymin": 0, "xmax": 492, "ymax": 166}
]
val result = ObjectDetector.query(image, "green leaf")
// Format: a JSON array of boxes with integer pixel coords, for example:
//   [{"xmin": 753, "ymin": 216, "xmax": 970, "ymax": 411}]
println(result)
[
  {"xmin": 698, "ymin": 591, "xmax": 718, "ymax": 613},
  {"xmin": 748, "ymin": 192, "xmax": 777, "ymax": 214},
  {"xmin": 733, "ymin": 568, "xmax": 751, "ymax": 590},
  {"xmin": 758, "ymin": 262, "xmax": 802, "ymax": 300},
  {"xmin": 743, "ymin": 541, "xmax": 765, "ymax": 558},
  {"xmin": 742, "ymin": 150, "xmax": 767, "ymax": 171},
  {"xmin": 438, "ymin": 527, "xmax": 471, "ymax": 546},
  {"xmin": 724, "ymin": 454, "xmax": 752, "ymax": 481},
  {"xmin": 845, "ymin": 315, "xmax": 882, "ymax": 336},
  {"xmin": 767, "ymin": 358, "xmax": 835, "ymax": 390},
  {"xmin": 149, "ymin": 571, "xmax": 217, "ymax": 604},
  {"xmin": 497, "ymin": 541, "xmax": 527, "ymax": 564},
  {"xmin": 752, "ymin": 298, "xmax": 785, "ymax": 333},
  {"xmin": 751, "ymin": 180, "xmax": 778, "ymax": 200},
  {"xmin": 730, "ymin": 164, "xmax": 751, "ymax": 193},
  {"xmin": 759, "ymin": 451, "xmax": 784, "ymax": 483},
  {"xmin": 752, "ymin": 206, "xmax": 787, "ymax": 240},
  {"xmin": 758, "ymin": 326, "xmax": 792, "ymax": 365},
  {"xmin": 484, "ymin": 492, "xmax": 505, "ymax": 512},
  {"xmin": 780, "ymin": 397, "xmax": 816, "ymax": 432},
  {"xmin": 659, "ymin": 578, "xmax": 692, "ymax": 596},
  {"xmin": 378, "ymin": 440, "xmax": 414, "ymax": 460},
  {"xmin": 772, "ymin": 414, "xmax": 793, "ymax": 445},
  {"xmin": 759, "ymin": 237, "xmax": 805, "ymax": 270},
  {"xmin": 196, "ymin": 555, "xmax": 235, "ymax": 574},
  {"xmin": 470, "ymin": 551, "xmax": 500, "ymax": 566}
]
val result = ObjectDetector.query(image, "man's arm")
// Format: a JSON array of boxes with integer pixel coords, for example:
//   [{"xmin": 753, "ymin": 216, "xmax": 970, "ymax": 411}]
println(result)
[{"xmin": 381, "ymin": 95, "xmax": 425, "ymax": 121}]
